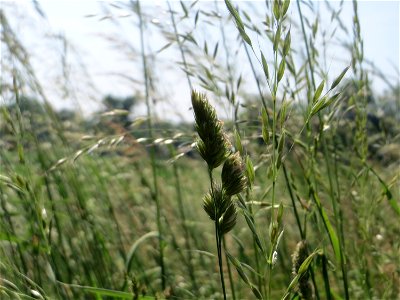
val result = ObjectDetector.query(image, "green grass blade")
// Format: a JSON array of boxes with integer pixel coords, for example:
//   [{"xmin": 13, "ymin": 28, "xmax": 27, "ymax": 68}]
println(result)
[
  {"xmin": 125, "ymin": 231, "xmax": 159, "ymax": 273},
  {"xmin": 62, "ymin": 283, "xmax": 154, "ymax": 299},
  {"xmin": 312, "ymin": 192, "xmax": 341, "ymax": 264}
]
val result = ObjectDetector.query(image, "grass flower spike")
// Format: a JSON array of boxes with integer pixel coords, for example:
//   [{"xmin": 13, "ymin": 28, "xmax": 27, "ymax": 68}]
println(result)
[
  {"xmin": 192, "ymin": 89, "xmax": 240, "ymax": 299},
  {"xmin": 203, "ymin": 184, "xmax": 237, "ymax": 235},
  {"xmin": 191, "ymin": 90, "xmax": 230, "ymax": 170},
  {"xmin": 292, "ymin": 240, "xmax": 312, "ymax": 299},
  {"xmin": 222, "ymin": 152, "xmax": 247, "ymax": 196}
]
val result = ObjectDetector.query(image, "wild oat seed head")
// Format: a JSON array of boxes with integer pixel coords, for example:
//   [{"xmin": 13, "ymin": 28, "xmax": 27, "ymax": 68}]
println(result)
[{"xmin": 222, "ymin": 152, "xmax": 247, "ymax": 196}]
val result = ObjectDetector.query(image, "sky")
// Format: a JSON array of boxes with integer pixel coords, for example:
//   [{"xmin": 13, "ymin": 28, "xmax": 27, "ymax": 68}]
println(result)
[{"xmin": 2, "ymin": 0, "xmax": 399, "ymax": 121}]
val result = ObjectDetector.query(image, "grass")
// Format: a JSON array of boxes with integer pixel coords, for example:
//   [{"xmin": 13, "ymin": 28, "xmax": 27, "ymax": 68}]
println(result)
[{"xmin": 1, "ymin": 0, "xmax": 399, "ymax": 299}]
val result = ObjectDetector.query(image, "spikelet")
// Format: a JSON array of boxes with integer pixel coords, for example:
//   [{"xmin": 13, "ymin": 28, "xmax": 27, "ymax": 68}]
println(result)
[
  {"xmin": 191, "ymin": 91, "xmax": 230, "ymax": 169},
  {"xmin": 292, "ymin": 240, "xmax": 313, "ymax": 300},
  {"xmin": 203, "ymin": 184, "xmax": 237, "ymax": 234},
  {"xmin": 221, "ymin": 152, "xmax": 247, "ymax": 196}
]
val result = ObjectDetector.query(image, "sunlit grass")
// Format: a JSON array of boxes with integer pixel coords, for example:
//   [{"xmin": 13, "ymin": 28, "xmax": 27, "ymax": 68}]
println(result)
[{"xmin": 1, "ymin": 0, "xmax": 399, "ymax": 299}]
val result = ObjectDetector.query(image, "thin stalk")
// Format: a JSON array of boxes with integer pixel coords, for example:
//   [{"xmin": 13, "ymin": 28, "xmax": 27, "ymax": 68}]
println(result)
[
  {"xmin": 296, "ymin": 0, "xmax": 316, "ymax": 90},
  {"xmin": 268, "ymin": 12, "xmax": 280, "ymax": 300},
  {"xmin": 283, "ymin": 164, "xmax": 304, "ymax": 239},
  {"xmin": 247, "ymin": 194, "xmax": 264, "ymax": 295},
  {"xmin": 167, "ymin": 1, "xmax": 219, "ymax": 292},
  {"xmin": 94, "ymin": 163, "xmax": 127, "ymax": 262},
  {"xmin": 321, "ymin": 254, "xmax": 332, "ymax": 300},
  {"xmin": 208, "ymin": 169, "xmax": 227, "ymax": 300},
  {"xmin": 238, "ymin": 31, "xmax": 268, "ymax": 297},
  {"xmin": 318, "ymin": 122, "xmax": 349, "ymax": 299},
  {"xmin": 215, "ymin": 3, "xmax": 242, "ymax": 295},
  {"xmin": 69, "ymin": 172, "xmax": 111, "ymax": 287},
  {"xmin": 223, "ymin": 236, "xmax": 236, "ymax": 300},
  {"xmin": 297, "ymin": 1, "xmax": 348, "ymax": 298},
  {"xmin": 0, "ymin": 190, "xmax": 28, "ymax": 275},
  {"xmin": 351, "ymin": 1, "xmax": 371, "ymax": 297},
  {"xmin": 172, "ymin": 158, "xmax": 199, "ymax": 292},
  {"xmin": 310, "ymin": 267, "xmax": 321, "ymax": 300},
  {"xmin": 216, "ymin": 224, "xmax": 227, "ymax": 300},
  {"xmin": 37, "ymin": 143, "xmax": 74, "ymax": 292},
  {"xmin": 137, "ymin": 0, "xmax": 166, "ymax": 290},
  {"xmin": 167, "ymin": 4, "xmax": 217, "ymax": 293},
  {"xmin": 243, "ymin": 42, "xmax": 270, "ymax": 119},
  {"xmin": 215, "ymin": 0, "xmax": 238, "ymax": 128},
  {"xmin": 267, "ymin": 181, "xmax": 276, "ymax": 300},
  {"xmin": 332, "ymin": 135, "xmax": 349, "ymax": 298},
  {"xmin": 167, "ymin": 1, "xmax": 192, "ymax": 90}
]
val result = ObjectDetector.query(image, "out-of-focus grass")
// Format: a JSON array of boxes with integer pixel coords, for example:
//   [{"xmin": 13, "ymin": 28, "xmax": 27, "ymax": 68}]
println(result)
[
  {"xmin": 1, "ymin": 99, "xmax": 398, "ymax": 299},
  {"xmin": 1, "ymin": 0, "xmax": 399, "ymax": 299}
]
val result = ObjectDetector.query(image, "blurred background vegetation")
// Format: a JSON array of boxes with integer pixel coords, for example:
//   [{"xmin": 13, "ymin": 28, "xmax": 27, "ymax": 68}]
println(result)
[{"xmin": 0, "ymin": 1, "xmax": 399, "ymax": 299}]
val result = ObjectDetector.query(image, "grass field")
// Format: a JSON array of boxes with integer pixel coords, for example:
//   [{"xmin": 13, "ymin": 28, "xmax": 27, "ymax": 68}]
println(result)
[{"xmin": 1, "ymin": 1, "xmax": 399, "ymax": 299}]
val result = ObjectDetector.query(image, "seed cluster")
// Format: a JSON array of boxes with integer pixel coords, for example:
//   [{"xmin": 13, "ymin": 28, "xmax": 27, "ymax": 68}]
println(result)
[{"xmin": 192, "ymin": 90, "xmax": 247, "ymax": 234}]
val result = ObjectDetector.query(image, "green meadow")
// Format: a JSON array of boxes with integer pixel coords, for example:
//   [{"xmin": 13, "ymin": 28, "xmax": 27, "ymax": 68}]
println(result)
[{"xmin": 1, "ymin": 1, "xmax": 399, "ymax": 299}]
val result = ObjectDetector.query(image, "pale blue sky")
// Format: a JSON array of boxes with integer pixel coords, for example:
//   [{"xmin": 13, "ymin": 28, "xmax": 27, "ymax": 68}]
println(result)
[{"xmin": 2, "ymin": 1, "xmax": 399, "ymax": 120}]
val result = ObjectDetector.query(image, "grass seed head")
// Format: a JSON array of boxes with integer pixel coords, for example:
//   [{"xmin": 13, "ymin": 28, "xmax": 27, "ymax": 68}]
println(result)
[
  {"xmin": 191, "ymin": 90, "xmax": 230, "ymax": 169},
  {"xmin": 203, "ymin": 184, "xmax": 237, "ymax": 234},
  {"xmin": 218, "ymin": 200, "xmax": 237, "ymax": 235},
  {"xmin": 222, "ymin": 152, "xmax": 247, "ymax": 196},
  {"xmin": 292, "ymin": 240, "xmax": 308, "ymax": 275},
  {"xmin": 292, "ymin": 240, "xmax": 313, "ymax": 299}
]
